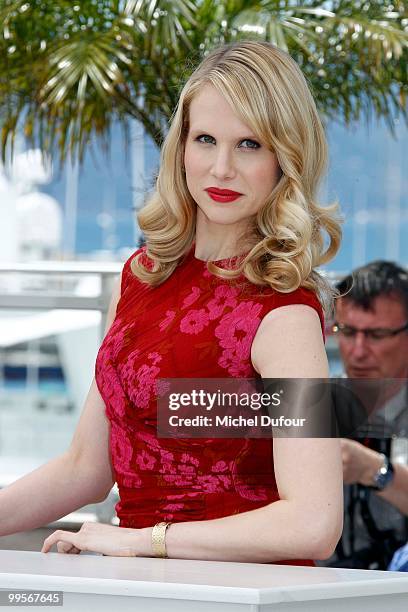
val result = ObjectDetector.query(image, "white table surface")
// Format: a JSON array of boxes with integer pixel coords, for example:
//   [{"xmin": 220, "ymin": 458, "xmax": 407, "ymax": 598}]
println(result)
[{"xmin": 1, "ymin": 550, "xmax": 408, "ymax": 611}]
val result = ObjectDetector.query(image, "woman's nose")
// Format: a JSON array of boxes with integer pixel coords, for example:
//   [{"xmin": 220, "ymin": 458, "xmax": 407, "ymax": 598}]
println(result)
[{"xmin": 210, "ymin": 147, "xmax": 236, "ymax": 180}]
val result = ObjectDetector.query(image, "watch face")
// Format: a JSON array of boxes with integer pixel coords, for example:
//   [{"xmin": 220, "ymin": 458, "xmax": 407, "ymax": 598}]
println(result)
[{"xmin": 373, "ymin": 459, "xmax": 394, "ymax": 490}]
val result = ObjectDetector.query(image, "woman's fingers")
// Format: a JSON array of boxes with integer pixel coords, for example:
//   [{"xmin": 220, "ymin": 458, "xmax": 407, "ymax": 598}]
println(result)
[
  {"xmin": 41, "ymin": 529, "xmax": 80, "ymax": 553},
  {"xmin": 57, "ymin": 541, "xmax": 81, "ymax": 554},
  {"xmin": 41, "ymin": 522, "xmax": 137, "ymax": 556}
]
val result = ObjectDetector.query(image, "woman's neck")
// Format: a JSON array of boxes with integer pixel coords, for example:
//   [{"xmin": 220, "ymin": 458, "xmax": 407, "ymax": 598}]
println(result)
[{"xmin": 194, "ymin": 212, "xmax": 251, "ymax": 261}]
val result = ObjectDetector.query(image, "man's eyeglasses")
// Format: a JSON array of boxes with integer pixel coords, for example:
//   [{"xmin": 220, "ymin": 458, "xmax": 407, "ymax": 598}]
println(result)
[{"xmin": 332, "ymin": 322, "xmax": 408, "ymax": 341}]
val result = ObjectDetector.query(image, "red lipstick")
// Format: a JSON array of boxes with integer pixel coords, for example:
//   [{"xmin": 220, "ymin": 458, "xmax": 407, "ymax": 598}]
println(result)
[{"xmin": 205, "ymin": 187, "xmax": 243, "ymax": 203}]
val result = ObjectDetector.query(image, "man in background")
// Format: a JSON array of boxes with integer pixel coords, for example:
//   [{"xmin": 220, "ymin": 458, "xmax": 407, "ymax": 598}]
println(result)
[{"xmin": 328, "ymin": 260, "xmax": 408, "ymax": 569}]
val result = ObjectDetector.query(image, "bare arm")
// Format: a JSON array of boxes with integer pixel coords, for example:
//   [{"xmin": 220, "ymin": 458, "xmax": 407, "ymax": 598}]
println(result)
[
  {"xmin": 131, "ymin": 305, "xmax": 343, "ymax": 562},
  {"xmin": 0, "ymin": 274, "xmax": 121, "ymax": 537}
]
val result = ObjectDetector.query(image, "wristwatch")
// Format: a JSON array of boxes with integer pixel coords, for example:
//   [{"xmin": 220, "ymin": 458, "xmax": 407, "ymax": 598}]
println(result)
[{"xmin": 366, "ymin": 453, "xmax": 394, "ymax": 491}]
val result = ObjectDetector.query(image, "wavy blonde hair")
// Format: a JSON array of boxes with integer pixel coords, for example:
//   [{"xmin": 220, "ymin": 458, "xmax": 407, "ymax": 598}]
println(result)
[{"xmin": 131, "ymin": 40, "xmax": 342, "ymax": 312}]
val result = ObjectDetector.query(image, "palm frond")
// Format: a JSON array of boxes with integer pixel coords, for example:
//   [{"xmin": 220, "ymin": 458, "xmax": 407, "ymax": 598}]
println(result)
[{"xmin": 0, "ymin": 0, "xmax": 406, "ymax": 163}]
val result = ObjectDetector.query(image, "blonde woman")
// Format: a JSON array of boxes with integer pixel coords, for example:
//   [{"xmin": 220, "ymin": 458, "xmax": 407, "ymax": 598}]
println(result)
[{"xmin": 1, "ymin": 41, "xmax": 343, "ymax": 564}]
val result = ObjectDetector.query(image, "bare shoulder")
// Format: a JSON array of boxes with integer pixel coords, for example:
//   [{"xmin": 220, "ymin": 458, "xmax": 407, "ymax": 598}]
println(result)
[{"xmin": 251, "ymin": 304, "xmax": 328, "ymax": 378}]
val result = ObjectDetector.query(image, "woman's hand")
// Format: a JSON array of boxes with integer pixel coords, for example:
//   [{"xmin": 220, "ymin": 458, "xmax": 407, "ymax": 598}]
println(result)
[{"xmin": 41, "ymin": 522, "xmax": 145, "ymax": 556}]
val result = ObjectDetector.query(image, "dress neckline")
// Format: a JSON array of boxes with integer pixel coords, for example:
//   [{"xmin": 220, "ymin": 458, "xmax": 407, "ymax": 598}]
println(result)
[{"xmin": 188, "ymin": 242, "xmax": 248, "ymax": 267}]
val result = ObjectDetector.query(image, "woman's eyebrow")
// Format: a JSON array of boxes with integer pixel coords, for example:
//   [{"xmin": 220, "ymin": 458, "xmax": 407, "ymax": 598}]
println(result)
[{"xmin": 189, "ymin": 128, "xmax": 259, "ymax": 139}]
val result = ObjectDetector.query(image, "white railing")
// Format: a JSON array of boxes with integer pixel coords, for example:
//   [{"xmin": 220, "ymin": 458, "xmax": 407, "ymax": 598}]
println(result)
[{"xmin": 0, "ymin": 261, "xmax": 122, "ymax": 339}]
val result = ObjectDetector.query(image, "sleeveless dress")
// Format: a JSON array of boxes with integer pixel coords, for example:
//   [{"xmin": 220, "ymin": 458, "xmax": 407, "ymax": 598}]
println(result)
[{"xmin": 95, "ymin": 244, "xmax": 325, "ymax": 566}]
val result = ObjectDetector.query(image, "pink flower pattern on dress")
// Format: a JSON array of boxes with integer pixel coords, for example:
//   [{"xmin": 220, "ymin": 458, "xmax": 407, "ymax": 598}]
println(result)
[
  {"xmin": 103, "ymin": 318, "xmax": 133, "ymax": 362},
  {"xmin": 182, "ymin": 286, "xmax": 201, "ymax": 309},
  {"xmin": 215, "ymin": 301, "xmax": 262, "ymax": 375},
  {"xmin": 118, "ymin": 351, "xmax": 162, "ymax": 410},
  {"xmin": 207, "ymin": 285, "xmax": 239, "ymax": 320},
  {"xmin": 218, "ymin": 474, "xmax": 232, "ymax": 488},
  {"xmin": 148, "ymin": 351, "xmax": 161, "ymax": 365},
  {"xmin": 116, "ymin": 348, "xmax": 140, "ymax": 386},
  {"xmin": 135, "ymin": 449, "xmax": 156, "ymax": 470},
  {"xmin": 110, "ymin": 421, "xmax": 142, "ymax": 488},
  {"xmin": 215, "ymin": 301, "xmax": 263, "ymax": 351},
  {"xmin": 196, "ymin": 474, "xmax": 230, "ymax": 493},
  {"xmin": 181, "ymin": 453, "xmax": 200, "ymax": 468},
  {"xmin": 212, "ymin": 460, "xmax": 229, "ymax": 473},
  {"xmin": 95, "ymin": 319, "xmax": 135, "ymax": 417},
  {"xmin": 180, "ymin": 308, "xmax": 209, "ymax": 334},
  {"xmin": 97, "ymin": 370, "xmax": 128, "ymax": 418},
  {"xmin": 163, "ymin": 502, "xmax": 185, "ymax": 512},
  {"xmin": 162, "ymin": 452, "xmax": 200, "ymax": 486},
  {"xmin": 159, "ymin": 449, "xmax": 176, "ymax": 476},
  {"xmin": 218, "ymin": 348, "xmax": 253, "ymax": 377}
]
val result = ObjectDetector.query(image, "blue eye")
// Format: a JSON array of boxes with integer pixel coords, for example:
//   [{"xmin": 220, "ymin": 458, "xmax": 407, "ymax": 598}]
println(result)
[
  {"xmin": 240, "ymin": 139, "xmax": 260, "ymax": 149},
  {"xmin": 196, "ymin": 134, "xmax": 215, "ymax": 144},
  {"xmin": 195, "ymin": 134, "xmax": 261, "ymax": 149}
]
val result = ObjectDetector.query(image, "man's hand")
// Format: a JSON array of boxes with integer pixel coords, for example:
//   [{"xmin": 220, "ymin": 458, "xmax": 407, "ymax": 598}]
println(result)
[
  {"xmin": 41, "ymin": 522, "xmax": 147, "ymax": 556},
  {"xmin": 340, "ymin": 439, "xmax": 384, "ymax": 486}
]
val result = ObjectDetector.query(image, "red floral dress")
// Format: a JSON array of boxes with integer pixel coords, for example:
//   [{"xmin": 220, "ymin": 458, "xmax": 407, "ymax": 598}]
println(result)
[{"xmin": 95, "ymin": 244, "xmax": 324, "ymax": 565}]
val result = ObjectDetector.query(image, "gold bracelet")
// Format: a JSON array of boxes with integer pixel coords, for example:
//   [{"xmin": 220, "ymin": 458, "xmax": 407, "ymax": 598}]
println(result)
[{"xmin": 151, "ymin": 521, "xmax": 171, "ymax": 558}]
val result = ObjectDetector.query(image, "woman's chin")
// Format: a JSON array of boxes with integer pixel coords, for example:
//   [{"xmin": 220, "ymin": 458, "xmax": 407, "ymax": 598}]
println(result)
[{"xmin": 196, "ymin": 205, "xmax": 249, "ymax": 227}]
